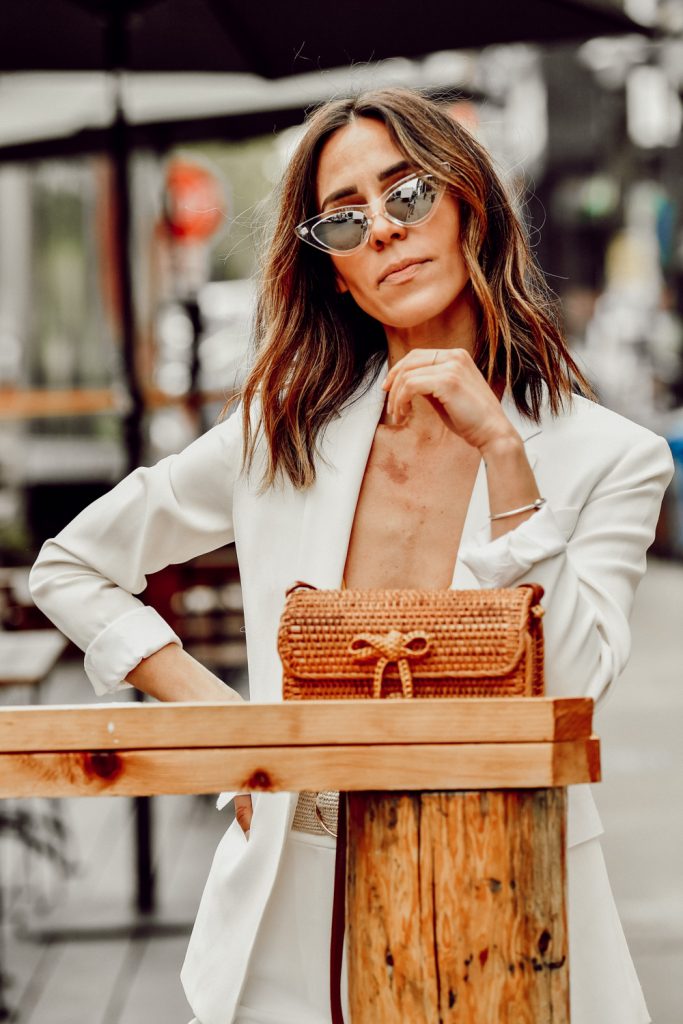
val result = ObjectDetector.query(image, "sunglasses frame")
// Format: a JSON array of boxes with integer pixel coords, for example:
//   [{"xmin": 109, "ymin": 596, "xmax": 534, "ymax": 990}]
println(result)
[{"xmin": 295, "ymin": 170, "xmax": 447, "ymax": 256}]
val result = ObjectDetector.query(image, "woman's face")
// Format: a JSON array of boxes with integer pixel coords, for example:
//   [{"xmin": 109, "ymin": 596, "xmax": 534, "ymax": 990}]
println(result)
[{"xmin": 315, "ymin": 117, "xmax": 471, "ymax": 331}]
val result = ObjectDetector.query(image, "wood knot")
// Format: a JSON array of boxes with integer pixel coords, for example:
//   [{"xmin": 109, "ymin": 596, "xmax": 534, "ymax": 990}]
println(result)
[
  {"xmin": 84, "ymin": 751, "xmax": 121, "ymax": 781},
  {"xmin": 245, "ymin": 770, "xmax": 272, "ymax": 790}
]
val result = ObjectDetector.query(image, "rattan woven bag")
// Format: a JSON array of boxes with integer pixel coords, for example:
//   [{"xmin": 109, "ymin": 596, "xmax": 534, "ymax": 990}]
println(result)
[
  {"xmin": 278, "ymin": 580, "xmax": 546, "ymax": 1024},
  {"xmin": 279, "ymin": 581, "xmax": 546, "ymax": 701}
]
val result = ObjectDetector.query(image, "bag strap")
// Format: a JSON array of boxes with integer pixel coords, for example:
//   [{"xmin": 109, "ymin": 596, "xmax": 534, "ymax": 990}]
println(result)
[{"xmin": 330, "ymin": 791, "xmax": 347, "ymax": 1024}]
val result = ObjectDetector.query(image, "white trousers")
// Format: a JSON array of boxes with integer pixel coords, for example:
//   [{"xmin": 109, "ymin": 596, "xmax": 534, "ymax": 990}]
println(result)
[{"xmin": 190, "ymin": 828, "xmax": 650, "ymax": 1024}]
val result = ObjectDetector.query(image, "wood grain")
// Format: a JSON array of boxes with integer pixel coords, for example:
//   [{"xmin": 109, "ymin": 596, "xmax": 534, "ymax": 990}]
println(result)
[
  {"xmin": 346, "ymin": 790, "xmax": 569, "ymax": 1023},
  {"xmin": 0, "ymin": 739, "xmax": 599, "ymax": 798},
  {"xmin": 0, "ymin": 698, "xmax": 593, "ymax": 752}
]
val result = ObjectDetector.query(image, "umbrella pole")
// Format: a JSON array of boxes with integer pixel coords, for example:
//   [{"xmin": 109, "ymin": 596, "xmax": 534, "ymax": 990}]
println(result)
[
  {"xmin": 111, "ymin": 104, "xmax": 144, "ymax": 475},
  {"xmin": 112, "ymin": 101, "xmax": 155, "ymax": 917},
  {"xmin": 107, "ymin": 10, "xmax": 154, "ymax": 918}
]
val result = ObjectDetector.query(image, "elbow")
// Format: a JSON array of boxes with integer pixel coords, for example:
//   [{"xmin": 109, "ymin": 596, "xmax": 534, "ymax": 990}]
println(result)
[
  {"xmin": 28, "ymin": 538, "xmax": 80, "ymax": 625},
  {"xmin": 28, "ymin": 539, "xmax": 58, "ymax": 615}
]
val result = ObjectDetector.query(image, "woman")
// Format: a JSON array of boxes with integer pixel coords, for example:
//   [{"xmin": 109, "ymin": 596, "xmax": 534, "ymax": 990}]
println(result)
[{"xmin": 30, "ymin": 89, "xmax": 672, "ymax": 1024}]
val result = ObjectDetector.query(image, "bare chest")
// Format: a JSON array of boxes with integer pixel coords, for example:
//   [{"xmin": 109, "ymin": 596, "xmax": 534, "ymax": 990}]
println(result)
[{"xmin": 343, "ymin": 426, "xmax": 481, "ymax": 590}]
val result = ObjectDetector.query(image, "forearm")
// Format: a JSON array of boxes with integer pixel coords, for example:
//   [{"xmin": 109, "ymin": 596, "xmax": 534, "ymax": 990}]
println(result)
[
  {"xmin": 480, "ymin": 433, "xmax": 541, "ymax": 540},
  {"xmin": 127, "ymin": 643, "xmax": 244, "ymax": 704}
]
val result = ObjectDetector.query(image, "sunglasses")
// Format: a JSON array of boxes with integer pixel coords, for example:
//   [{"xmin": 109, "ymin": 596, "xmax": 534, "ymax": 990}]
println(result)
[{"xmin": 295, "ymin": 171, "xmax": 446, "ymax": 256}]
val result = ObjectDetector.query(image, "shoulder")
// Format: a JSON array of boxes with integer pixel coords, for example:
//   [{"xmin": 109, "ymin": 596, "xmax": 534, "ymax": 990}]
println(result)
[
  {"xmin": 537, "ymin": 394, "xmax": 671, "ymax": 466},
  {"xmin": 175, "ymin": 403, "xmax": 244, "ymax": 461}
]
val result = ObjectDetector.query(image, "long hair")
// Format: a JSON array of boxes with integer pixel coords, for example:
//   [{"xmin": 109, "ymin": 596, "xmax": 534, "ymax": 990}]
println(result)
[{"xmin": 240, "ymin": 87, "xmax": 593, "ymax": 489}]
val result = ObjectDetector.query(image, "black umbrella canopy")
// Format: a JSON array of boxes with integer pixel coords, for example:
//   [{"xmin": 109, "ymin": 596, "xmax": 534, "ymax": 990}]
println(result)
[{"xmin": 1, "ymin": 0, "xmax": 647, "ymax": 76}]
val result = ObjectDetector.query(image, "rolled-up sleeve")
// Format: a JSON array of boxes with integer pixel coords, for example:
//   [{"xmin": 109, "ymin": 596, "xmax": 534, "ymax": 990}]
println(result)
[
  {"xmin": 29, "ymin": 411, "xmax": 243, "ymax": 696},
  {"xmin": 459, "ymin": 502, "xmax": 568, "ymax": 589},
  {"xmin": 460, "ymin": 433, "xmax": 673, "ymax": 705}
]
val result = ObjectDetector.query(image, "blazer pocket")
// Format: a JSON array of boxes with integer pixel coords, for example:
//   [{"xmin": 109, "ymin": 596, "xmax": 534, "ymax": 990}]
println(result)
[{"xmin": 552, "ymin": 505, "xmax": 581, "ymax": 542}]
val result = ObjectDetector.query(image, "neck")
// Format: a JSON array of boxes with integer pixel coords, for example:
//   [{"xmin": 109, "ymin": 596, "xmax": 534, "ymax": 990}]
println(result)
[
  {"xmin": 379, "ymin": 289, "xmax": 480, "ymax": 438},
  {"xmin": 382, "ymin": 289, "xmax": 479, "ymax": 372}
]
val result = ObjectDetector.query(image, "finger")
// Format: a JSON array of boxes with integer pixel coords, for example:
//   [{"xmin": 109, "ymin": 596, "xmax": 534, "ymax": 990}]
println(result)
[
  {"xmin": 234, "ymin": 793, "xmax": 253, "ymax": 833},
  {"xmin": 392, "ymin": 367, "xmax": 456, "ymax": 421},
  {"xmin": 384, "ymin": 347, "xmax": 474, "ymax": 391},
  {"xmin": 389, "ymin": 361, "xmax": 454, "ymax": 413},
  {"xmin": 383, "ymin": 348, "xmax": 439, "ymax": 389}
]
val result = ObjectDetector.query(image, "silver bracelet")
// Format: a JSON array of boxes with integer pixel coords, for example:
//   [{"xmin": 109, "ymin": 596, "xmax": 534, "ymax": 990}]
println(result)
[{"xmin": 489, "ymin": 497, "xmax": 547, "ymax": 521}]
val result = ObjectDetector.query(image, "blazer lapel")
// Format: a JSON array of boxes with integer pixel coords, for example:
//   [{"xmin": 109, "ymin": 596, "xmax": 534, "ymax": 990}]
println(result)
[{"xmin": 294, "ymin": 370, "xmax": 386, "ymax": 590}]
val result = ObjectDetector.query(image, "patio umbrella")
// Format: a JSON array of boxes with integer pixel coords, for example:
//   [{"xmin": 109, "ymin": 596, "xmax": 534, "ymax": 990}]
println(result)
[{"xmin": 0, "ymin": 0, "xmax": 648, "ymax": 75}]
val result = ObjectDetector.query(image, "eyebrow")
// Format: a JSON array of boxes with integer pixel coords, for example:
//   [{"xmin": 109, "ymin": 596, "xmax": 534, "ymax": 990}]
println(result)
[{"xmin": 320, "ymin": 160, "xmax": 413, "ymax": 211}]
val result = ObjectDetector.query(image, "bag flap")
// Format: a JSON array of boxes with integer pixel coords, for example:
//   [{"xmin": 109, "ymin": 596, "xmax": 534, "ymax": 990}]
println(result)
[{"xmin": 278, "ymin": 585, "xmax": 543, "ymax": 681}]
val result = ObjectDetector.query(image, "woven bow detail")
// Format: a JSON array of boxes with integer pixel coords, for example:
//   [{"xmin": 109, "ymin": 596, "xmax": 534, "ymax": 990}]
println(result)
[{"xmin": 349, "ymin": 630, "xmax": 431, "ymax": 699}]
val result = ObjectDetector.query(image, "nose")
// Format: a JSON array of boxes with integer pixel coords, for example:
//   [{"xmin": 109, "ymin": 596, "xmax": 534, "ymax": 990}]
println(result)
[{"xmin": 368, "ymin": 211, "xmax": 407, "ymax": 251}]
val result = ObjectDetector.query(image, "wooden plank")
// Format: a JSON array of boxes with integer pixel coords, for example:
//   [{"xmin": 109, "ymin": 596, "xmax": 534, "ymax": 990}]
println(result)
[
  {"xmin": 2, "ymin": 929, "xmax": 51, "ymax": 1020},
  {"xmin": 347, "ymin": 790, "xmax": 569, "ymax": 1022},
  {"xmin": 0, "ymin": 632, "xmax": 67, "ymax": 687},
  {"xmin": 0, "ymin": 698, "xmax": 593, "ymax": 751},
  {"xmin": 0, "ymin": 387, "xmax": 119, "ymax": 419},
  {"xmin": 16, "ymin": 796, "xmax": 138, "ymax": 936},
  {"xmin": 115, "ymin": 936, "xmax": 194, "ymax": 1024},
  {"xmin": 0, "ymin": 738, "xmax": 600, "ymax": 798},
  {"xmin": 7, "ymin": 941, "xmax": 62, "ymax": 1024},
  {"xmin": 0, "ymin": 386, "xmax": 236, "ymax": 420},
  {"xmin": 19, "ymin": 939, "xmax": 128, "ymax": 1024}
]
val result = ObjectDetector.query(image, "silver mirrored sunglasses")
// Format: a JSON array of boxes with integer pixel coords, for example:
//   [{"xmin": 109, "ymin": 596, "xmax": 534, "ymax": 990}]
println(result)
[{"xmin": 295, "ymin": 171, "xmax": 447, "ymax": 256}]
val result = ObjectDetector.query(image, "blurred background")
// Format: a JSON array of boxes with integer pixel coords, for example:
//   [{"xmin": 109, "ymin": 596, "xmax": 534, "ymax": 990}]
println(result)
[{"xmin": 1, "ymin": 1, "xmax": 682, "ymax": 1022}]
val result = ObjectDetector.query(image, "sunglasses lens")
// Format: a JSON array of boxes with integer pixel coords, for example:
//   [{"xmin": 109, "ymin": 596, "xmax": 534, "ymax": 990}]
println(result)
[
  {"xmin": 385, "ymin": 175, "xmax": 440, "ymax": 224},
  {"xmin": 312, "ymin": 209, "xmax": 368, "ymax": 252}
]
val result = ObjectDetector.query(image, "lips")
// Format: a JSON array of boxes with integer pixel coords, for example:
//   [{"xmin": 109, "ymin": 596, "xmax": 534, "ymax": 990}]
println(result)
[{"xmin": 379, "ymin": 258, "xmax": 431, "ymax": 285}]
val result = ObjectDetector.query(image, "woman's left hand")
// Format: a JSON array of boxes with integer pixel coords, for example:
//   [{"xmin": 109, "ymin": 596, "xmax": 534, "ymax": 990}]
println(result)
[{"xmin": 382, "ymin": 347, "xmax": 515, "ymax": 452}]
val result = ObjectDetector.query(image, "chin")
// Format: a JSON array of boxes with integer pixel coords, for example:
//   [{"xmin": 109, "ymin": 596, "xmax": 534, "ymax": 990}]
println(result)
[{"xmin": 377, "ymin": 287, "xmax": 459, "ymax": 330}]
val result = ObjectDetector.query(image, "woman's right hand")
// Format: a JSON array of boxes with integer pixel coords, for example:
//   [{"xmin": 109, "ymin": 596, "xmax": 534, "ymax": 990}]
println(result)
[{"xmin": 234, "ymin": 793, "xmax": 254, "ymax": 835}]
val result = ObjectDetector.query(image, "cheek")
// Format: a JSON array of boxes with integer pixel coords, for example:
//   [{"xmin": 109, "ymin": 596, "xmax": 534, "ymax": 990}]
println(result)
[{"xmin": 332, "ymin": 254, "xmax": 373, "ymax": 301}]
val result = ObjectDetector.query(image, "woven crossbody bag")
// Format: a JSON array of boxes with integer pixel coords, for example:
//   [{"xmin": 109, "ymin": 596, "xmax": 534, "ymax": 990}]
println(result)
[{"xmin": 277, "ymin": 581, "xmax": 546, "ymax": 1024}]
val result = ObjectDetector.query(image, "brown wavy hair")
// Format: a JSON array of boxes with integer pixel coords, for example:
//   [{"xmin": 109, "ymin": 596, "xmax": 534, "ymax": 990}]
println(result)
[{"xmin": 240, "ymin": 87, "xmax": 593, "ymax": 489}]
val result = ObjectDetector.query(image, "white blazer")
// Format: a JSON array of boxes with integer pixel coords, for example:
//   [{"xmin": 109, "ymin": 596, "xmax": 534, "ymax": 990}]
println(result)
[{"xmin": 29, "ymin": 366, "xmax": 673, "ymax": 1024}]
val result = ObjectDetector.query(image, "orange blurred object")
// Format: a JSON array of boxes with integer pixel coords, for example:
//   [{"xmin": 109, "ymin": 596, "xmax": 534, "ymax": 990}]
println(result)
[{"xmin": 163, "ymin": 156, "xmax": 227, "ymax": 243}]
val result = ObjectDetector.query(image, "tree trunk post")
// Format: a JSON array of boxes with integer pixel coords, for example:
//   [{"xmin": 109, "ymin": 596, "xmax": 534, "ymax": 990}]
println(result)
[{"xmin": 346, "ymin": 788, "xmax": 569, "ymax": 1023}]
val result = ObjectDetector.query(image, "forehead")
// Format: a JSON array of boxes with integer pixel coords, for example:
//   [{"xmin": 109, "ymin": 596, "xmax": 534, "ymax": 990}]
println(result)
[{"xmin": 315, "ymin": 118, "xmax": 406, "ymax": 205}]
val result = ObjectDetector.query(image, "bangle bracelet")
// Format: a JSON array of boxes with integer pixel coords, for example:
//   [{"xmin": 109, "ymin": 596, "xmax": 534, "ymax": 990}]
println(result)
[{"xmin": 489, "ymin": 497, "xmax": 546, "ymax": 521}]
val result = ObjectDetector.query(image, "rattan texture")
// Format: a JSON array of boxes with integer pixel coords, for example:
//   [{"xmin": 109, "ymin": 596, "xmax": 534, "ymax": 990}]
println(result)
[{"xmin": 279, "ymin": 584, "xmax": 544, "ymax": 700}]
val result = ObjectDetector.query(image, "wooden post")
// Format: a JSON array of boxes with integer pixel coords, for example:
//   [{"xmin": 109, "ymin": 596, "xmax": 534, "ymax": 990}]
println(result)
[{"xmin": 346, "ymin": 789, "xmax": 568, "ymax": 1023}]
